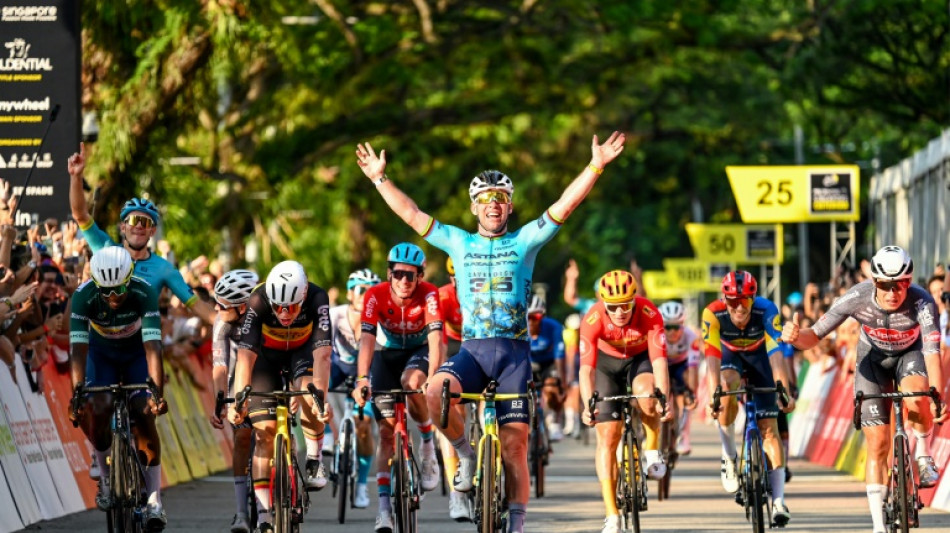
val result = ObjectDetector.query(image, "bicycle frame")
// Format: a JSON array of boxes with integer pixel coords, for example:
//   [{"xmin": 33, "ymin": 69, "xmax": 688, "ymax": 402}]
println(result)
[
  {"xmin": 370, "ymin": 387, "xmax": 424, "ymax": 533},
  {"xmin": 329, "ymin": 379, "xmax": 362, "ymax": 523}
]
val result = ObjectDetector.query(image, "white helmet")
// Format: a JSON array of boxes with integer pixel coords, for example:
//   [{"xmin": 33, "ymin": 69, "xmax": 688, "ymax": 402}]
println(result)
[
  {"xmin": 266, "ymin": 260, "xmax": 308, "ymax": 305},
  {"xmin": 90, "ymin": 247, "xmax": 133, "ymax": 287},
  {"xmin": 214, "ymin": 269, "xmax": 259, "ymax": 306},
  {"xmin": 658, "ymin": 301, "xmax": 686, "ymax": 325},
  {"xmin": 869, "ymin": 245, "xmax": 914, "ymax": 281},
  {"xmin": 469, "ymin": 170, "xmax": 514, "ymax": 202},
  {"xmin": 528, "ymin": 294, "xmax": 546, "ymax": 315}
]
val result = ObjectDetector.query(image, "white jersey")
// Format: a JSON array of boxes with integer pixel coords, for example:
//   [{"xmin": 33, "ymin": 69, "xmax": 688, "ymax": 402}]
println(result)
[
  {"xmin": 211, "ymin": 317, "xmax": 239, "ymax": 390},
  {"xmin": 667, "ymin": 326, "xmax": 700, "ymax": 367},
  {"xmin": 329, "ymin": 304, "xmax": 382, "ymax": 366}
]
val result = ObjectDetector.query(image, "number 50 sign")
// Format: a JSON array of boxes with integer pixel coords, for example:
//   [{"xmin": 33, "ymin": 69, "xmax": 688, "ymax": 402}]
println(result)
[
  {"xmin": 725, "ymin": 165, "xmax": 860, "ymax": 223},
  {"xmin": 685, "ymin": 224, "xmax": 784, "ymax": 264}
]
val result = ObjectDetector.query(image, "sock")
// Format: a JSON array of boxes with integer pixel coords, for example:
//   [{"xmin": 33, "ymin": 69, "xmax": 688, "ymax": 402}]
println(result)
[
  {"xmin": 867, "ymin": 484, "xmax": 886, "ymax": 532},
  {"xmin": 357, "ymin": 454, "xmax": 372, "ymax": 484},
  {"xmin": 769, "ymin": 468, "xmax": 785, "ymax": 501},
  {"xmin": 304, "ymin": 429, "xmax": 323, "ymax": 460},
  {"xmin": 254, "ymin": 479, "xmax": 271, "ymax": 525},
  {"xmin": 145, "ymin": 465, "xmax": 162, "ymax": 505},
  {"xmin": 377, "ymin": 472, "xmax": 392, "ymax": 512},
  {"xmin": 94, "ymin": 448, "xmax": 111, "ymax": 480},
  {"xmin": 451, "ymin": 433, "xmax": 475, "ymax": 459},
  {"xmin": 234, "ymin": 476, "xmax": 248, "ymax": 516},
  {"xmin": 717, "ymin": 421, "xmax": 738, "ymax": 459},
  {"xmin": 913, "ymin": 429, "xmax": 932, "ymax": 459},
  {"xmin": 417, "ymin": 419, "xmax": 434, "ymax": 441},
  {"xmin": 508, "ymin": 502, "xmax": 527, "ymax": 533},
  {"xmin": 444, "ymin": 453, "xmax": 459, "ymax": 487}
]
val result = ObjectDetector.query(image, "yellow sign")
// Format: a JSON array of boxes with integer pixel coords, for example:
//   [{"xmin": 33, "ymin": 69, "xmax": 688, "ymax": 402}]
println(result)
[
  {"xmin": 663, "ymin": 259, "xmax": 735, "ymax": 292},
  {"xmin": 685, "ymin": 223, "xmax": 784, "ymax": 263},
  {"xmin": 641, "ymin": 271, "xmax": 686, "ymax": 300},
  {"xmin": 725, "ymin": 165, "xmax": 860, "ymax": 223}
]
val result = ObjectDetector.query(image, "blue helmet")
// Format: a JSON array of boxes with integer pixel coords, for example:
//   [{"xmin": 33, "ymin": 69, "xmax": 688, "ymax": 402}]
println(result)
[
  {"xmin": 119, "ymin": 197, "xmax": 160, "ymax": 223},
  {"xmin": 388, "ymin": 242, "xmax": 426, "ymax": 269}
]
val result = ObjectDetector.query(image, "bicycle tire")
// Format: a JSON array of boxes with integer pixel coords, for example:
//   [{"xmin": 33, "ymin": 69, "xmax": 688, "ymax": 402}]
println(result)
[
  {"xmin": 111, "ymin": 434, "xmax": 138, "ymax": 533},
  {"xmin": 625, "ymin": 427, "xmax": 642, "ymax": 533},
  {"xmin": 531, "ymin": 422, "xmax": 545, "ymax": 498},
  {"xmin": 657, "ymin": 419, "xmax": 671, "ymax": 501},
  {"xmin": 337, "ymin": 423, "xmax": 354, "ymax": 524},
  {"xmin": 894, "ymin": 434, "xmax": 911, "ymax": 533},
  {"xmin": 273, "ymin": 435, "xmax": 292, "ymax": 533},
  {"xmin": 749, "ymin": 436, "xmax": 767, "ymax": 533},
  {"xmin": 393, "ymin": 433, "xmax": 412, "ymax": 533},
  {"xmin": 480, "ymin": 437, "xmax": 498, "ymax": 533}
]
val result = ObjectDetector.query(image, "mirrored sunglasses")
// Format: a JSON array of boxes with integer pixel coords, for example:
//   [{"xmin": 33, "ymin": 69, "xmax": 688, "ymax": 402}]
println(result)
[
  {"xmin": 605, "ymin": 302, "xmax": 634, "ymax": 313},
  {"xmin": 664, "ymin": 325, "xmax": 681, "ymax": 332},
  {"xmin": 97, "ymin": 282, "xmax": 129, "ymax": 298},
  {"xmin": 725, "ymin": 297, "xmax": 751, "ymax": 308},
  {"xmin": 475, "ymin": 190, "xmax": 511, "ymax": 204},
  {"xmin": 271, "ymin": 302, "xmax": 302, "ymax": 315},
  {"xmin": 124, "ymin": 214, "xmax": 155, "ymax": 228},
  {"xmin": 391, "ymin": 270, "xmax": 417, "ymax": 282},
  {"xmin": 528, "ymin": 312, "xmax": 544, "ymax": 321},
  {"xmin": 875, "ymin": 280, "xmax": 910, "ymax": 293}
]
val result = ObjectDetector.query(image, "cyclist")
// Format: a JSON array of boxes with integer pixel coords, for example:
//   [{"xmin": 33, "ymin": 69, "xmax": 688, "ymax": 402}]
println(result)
[
  {"xmin": 209, "ymin": 269, "xmax": 259, "ymax": 533},
  {"xmin": 657, "ymin": 301, "xmax": 700, "ymax": 455},
  {"xmin": 328, "ymin": 268, "xmax": 382, "ymax": 509},
  {"xmin": 578, "ymin": 270, "xmax": 670, "ymax": 533},
  {"xmin": 704, "ymin": 270, "xmax": 795, "ymax": 526},
  {"xmin": 68, "ymin": 247, "xmax": 168, "ymax": 530},
  {"xmin": 782, "ymin": 246, "xmax": 945, "ymax": 533},
  {"xmin": 356, "ymin": 130, "xmax": 626, "ymax": 533},
  {"xmin": 67, "ymin": 143, "xmax": 216, "ymax": 325},
  {"xmin": 527, "ymin": 294, "xmax": 566, "ymax": 441},
  {"xmin": 227, "ymin": 260, "xmax": 333, "ymax": 533},
  {"xmin": 438, "ymin": 256, "xmax": 473, "ymax": 522},
  {"xmin": 352, "ymin": 243, "xmax": 444, "ymax": 533}
]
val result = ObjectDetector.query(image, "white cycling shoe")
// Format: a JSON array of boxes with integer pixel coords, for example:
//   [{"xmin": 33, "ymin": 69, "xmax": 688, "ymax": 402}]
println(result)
[{"xmin": 721, "ymin": 455, "xmax": 739, "ymax": 493}]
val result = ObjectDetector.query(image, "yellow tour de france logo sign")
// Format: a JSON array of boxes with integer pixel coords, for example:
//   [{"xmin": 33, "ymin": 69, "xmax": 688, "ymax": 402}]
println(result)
[
  {"xmin": 685, "ymin": 223, "xmax": 784, "ymax": 264},
  {"xmin": 725, "ymin": 165, "xmax": 860, "ymax": 223}
]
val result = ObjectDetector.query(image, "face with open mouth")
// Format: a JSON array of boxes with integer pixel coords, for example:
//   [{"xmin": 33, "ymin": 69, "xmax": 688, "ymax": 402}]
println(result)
[{"xmin": 471, "ymin": 189, "xmax": 512, "ymax": 236}]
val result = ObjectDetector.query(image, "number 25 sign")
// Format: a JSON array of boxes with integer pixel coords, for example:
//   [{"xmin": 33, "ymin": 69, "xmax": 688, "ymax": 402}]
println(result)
[{"xmin": 725, "ymin": 165, "xmax": 859, "ymax": 223}]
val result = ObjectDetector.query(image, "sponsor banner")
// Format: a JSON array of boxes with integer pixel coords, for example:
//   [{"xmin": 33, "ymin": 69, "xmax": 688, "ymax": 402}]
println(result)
[
  {"xmin": 788, "ymin": 359, "xmax": 837, "ymax": 458},
  {"xmin": 811, "ymin": 377, "xmax": 854, "ymax": 467},
  {"xmin": 0, "ymin": 459, "xmax": 25, "ymax": 532},
  {"xmin": 0, "ymin": 392, "xmax": 37, "ymax": 528},
  {"xmin": 834, "ymin": 427, "xmax": 866, "ymax": 479},
  {"xmin": 164, "ymin": 365, "xmax": 210, "ymax": 479},
  {"xmin": 919, "ymin": 352, "xmax": 950, "ymax": 508},
  {"xmin": 183, "ymin": 354, "xmax": 229, "ymax": 472}
]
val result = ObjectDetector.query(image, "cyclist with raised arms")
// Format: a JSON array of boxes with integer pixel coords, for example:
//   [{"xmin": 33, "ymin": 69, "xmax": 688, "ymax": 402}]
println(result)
[
  {"xmin": 527, "ymin": 294, "xmax": 567, "ymax": 441},
  {"xmin": 227, "ymin": 260, "xmax": 333, "ymax": 533},
  {"xmin": 657, "ymin": 301, "xmax": 700, "ymax": 455},
  {"xmin": 579, "ymin": 270, "xmax": 670, "ymax": 533},
  {"xmin": 782, "ymin": 246, "xmax": 945, "ymax": 533},
  {"xmin": 209, "ymin": 269, "xmax": 259, "ymax": 533},
  {"xmin": 69, "ymin": 247, "xmax": 168, "ymax": 530},
  {"xmin": 704, "ymin": 270, "xmax": 795, "ymax": 526},
  {"xmin": 353, "ymin": 243, "xmax": 444, "ymax": 533},
  {"xmin": 329, "ymin": 268, "xmax": 382, "ymax": 510},
  {"xmin": 355, "ymin": 131, "xmax": 625, "ymax": 533},
  {"xmin": 67, "ymin": 143, "xmax": 216, "ymax": 325}
]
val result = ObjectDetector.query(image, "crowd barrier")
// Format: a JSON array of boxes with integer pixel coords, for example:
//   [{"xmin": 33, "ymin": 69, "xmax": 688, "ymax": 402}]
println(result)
[{"xmin": 0, "ymin": 350, "xmax": 230, "ymax": 533}]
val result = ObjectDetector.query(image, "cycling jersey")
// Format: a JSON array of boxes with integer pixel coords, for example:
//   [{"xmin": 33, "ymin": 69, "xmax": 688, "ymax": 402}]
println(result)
[
  {"xmin": 211, "ymin": 317, "xmax": 238, "ymax": 373},
  {"xmin": 702, "ymin": 297, "xmax": 782, "ymax": 359},
  {"xmin": 80, "ymin": 220, "xmax": 197, "ymax": 307},
  {"xmin": 579, "ymin": 298, "xmax": 667, "ymax": 368},
  {"xmin": 666, "ymin": 326, "xmax": 700, "ymax": 367},
  {"xmin": 812, "ymin": 281, "xmax": 940, "ymax": 356},
  {"xmin": 235, "ymin": 282, "xmax": 331, "ymax": 354},
  {"xmin": 361, "ymin": 281, "xmax": 443, "ymax": 349},
  {"xmin": 330, "ymin": 304, "xmax": 381, "ymax": 366},
  {"xmin": 529, "ymin": 317, "xmax": 565, "ymax": 365},
  {"xmin": 438, "ymin": 283, "xmax": 463, "ymax": 343},
  {"xmin": 421, "ymin": 211, "xmax": 561, "ymax": 340},
  {"xmin": 70, "ymin": 277, "xmax": 162, "ymax": 347}
]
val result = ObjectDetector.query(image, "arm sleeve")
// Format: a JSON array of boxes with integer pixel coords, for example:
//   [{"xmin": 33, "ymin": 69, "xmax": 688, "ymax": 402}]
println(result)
[
  {"xmin": 212, "ymin": 318, "xmax": 232, "ymax": 368},
  {"xmin": 164, "ymin": 267, "xmax": 198, "ymax": 307},
  {"xmin": 309, "ymin": 289, "xmax": 332, "ymax": 349},
  {"xmin": 553, "ymin": 322, "xmax": 565, "ymax": 360},
  {"xmin": 139, "ymin": 284, "xmax": 163, "ymax": 343},
  {"xmin": 762, "ymin": 299, "xmax": 782, "ymax": 357},
  {"xmin": 421, "ymin": 218, "xmax": 467, "ymax": 254},
  {"xmin": 234, "ymin": 296, "xmax": 264, "ymax": 354},
  {"xmin": 360, "ymin": 286, "xmax": 381, "ymax": 334},
  {"xmin": 69, "ymin": 288, "xmax": 90, "ymax": 345},
  {"xmin": 702, "ymin": 307, "xmax": 722, "ymax": 359},
  {"xmin": 811, "ymin": 288, "xmax": 859, "ymax": 338},
  {"xmin": 579, "ymin": 310, "xmax": 602, "ymax": 368},
  {"xmin": 686, "ymin": 328, "xmax": 701, "ymax": 367},
  {"xmin": 918, "ymin": 294, "xmax": 942, "ymax": 355},
  {"xmin": 424, "ymin": 287, "xmax": 444, "ymax": 333},
  {"xmin": 645, "ymin": 308, "xmax": 667, "ymax": 363},
  {"xmin": 517, "ymin": 212, "xmax": 562, "ymax": 253},
  {"xmin": 77, "ymin": 220, "xmax": 116, "ymax": 253}
]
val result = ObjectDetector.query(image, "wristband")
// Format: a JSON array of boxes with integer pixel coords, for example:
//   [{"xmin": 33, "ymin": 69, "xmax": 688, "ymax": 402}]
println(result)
[
  {"xmin": 356, "ymin": 375, "xmax": 369, "ymax": 381},
  {"xmin": 588, "ymin": 163, "xmax": 603, "ymax": 175},
  {"xmin": 372, "ymin": 175, "xmax": 389, "ymax": 187}
]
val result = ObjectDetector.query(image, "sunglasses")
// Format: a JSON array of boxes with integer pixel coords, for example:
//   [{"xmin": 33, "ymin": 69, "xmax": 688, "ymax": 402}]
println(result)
[
  {"xmin": 124, "ymin": 214, "xmax": 155, "ymax": 228},
  {"xmin": 352, "ymin": 285, "xmax": 371, "ymax": 297},
  {"xmin": 664, "ymin": 325, "xmax": 681, "ymax": 332},
  {"xmin": 391, "ymin": 270, "xmax": 417, "ymax": 282},
  {"xmin": 875, "ymin": 280, "xmax": 910, "ymax": 293},
  {"xmin": 725, "ymin": 297, "xmax": 751, "ymax": 308},
  {"xmin": 474, "ymin": 190, "xmax": 511, "ymax": 204},
  {"xmin": 271, "ymin": 302, "xmax": 302, "ymax": 315},
  {"xmin": 605, "ymin": 301, "xmax": 634, "ymax": 313},
  {"xmin": 528, "ymin": 312, "xmax": 544, "ymax": 321},
  {"xmin": 97, "ymin": 282, "xmax": 129, "ymax": 298}
]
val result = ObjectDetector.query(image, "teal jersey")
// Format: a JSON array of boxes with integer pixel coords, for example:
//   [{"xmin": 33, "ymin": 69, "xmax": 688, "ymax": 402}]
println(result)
[
  {"xmin": 421, "ymin": 210, "xmax": 562, "ymax": 341},
  {"xmin": 69, "ymin": 277, "xmax": 163, "ymax": 347},
  {"xmin": 80, "ymin": 219, "xmax": 197, "ymax": 306}
]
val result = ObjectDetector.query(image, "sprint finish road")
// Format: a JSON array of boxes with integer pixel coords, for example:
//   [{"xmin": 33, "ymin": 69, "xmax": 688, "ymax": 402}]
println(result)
[{"xmin": 21, "ymin": 417, "xmax": 950, "ymax": 533}]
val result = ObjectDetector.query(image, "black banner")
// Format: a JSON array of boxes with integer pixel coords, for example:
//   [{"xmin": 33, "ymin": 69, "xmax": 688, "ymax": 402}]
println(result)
[
  {"xmin": 747, "ymin": 228, "xmax": 777, "ymax": 260},
  {"xmin": 809, "ymin": 170, "xmax": 854, "ymax": 214},
  {"xmin": 0, "ymin": 1, "xmax": 79, "ymax": 227}
]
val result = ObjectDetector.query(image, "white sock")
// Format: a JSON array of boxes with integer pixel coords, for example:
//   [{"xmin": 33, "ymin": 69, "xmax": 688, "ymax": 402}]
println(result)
[
  {"xmin": 769, "ymin": 468, "xmax": 786, "ymax": 501},
  {"xmin": 254, "ymin": 484, "xmax": 271, "ymax": 526},
  {"xmin": 717, "ymin": 421, "xmax": 737, "ymax": 459},
  {"xmin": 913, "ymin": 429, "xmax": 931, "ymax": 459},
  {"xmin": 867, "ymin": 484, "xmax": 886, "ymax": 532},
  {"xmin": 643, "ymin": 449, "xmax": 660, "ymax": 466},
  {"xmin": 94, "ymin": 449, "xmax": 111, "ymax": 480},
  {"xmin": 305, "ymin": 436, "xmax": 322, "ymax": 460},
  {"xmin": 145, "ymin": 465, "xmax": 162, "ymax": 505}
]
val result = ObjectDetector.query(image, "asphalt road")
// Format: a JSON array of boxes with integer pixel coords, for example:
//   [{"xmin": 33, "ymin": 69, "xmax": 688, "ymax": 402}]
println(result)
[{"xmin": 19, "ymin": 417, "xmax": 950, "ymax": 533}]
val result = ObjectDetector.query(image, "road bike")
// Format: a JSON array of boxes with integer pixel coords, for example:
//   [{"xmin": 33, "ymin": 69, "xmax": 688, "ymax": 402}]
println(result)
[
  {"xmin": 216, "ymin": 391, "xmax": 258, "ymax": 528},
  {"xmin": 656, "ymin": 388, "xmax": 693, "ymax": 501},
  {"xmin": 328, "ymin": 376, "xmax": 363, "ymax": 524},
  {"xmin": 588, "ymin": 388, "xmax": 665, "ymax": 533},
  {"xmin": 711, "ymin": 382, "xmax": 789, "ymax": 533},
  {"xmin": 234, "ymin": 380, "xmax": 325, "ymax": 533},
  {"xmin": 440, "ymin": 379, "xmax": 534, "ymax": 533},
  {"xmin": 853, "ymin": 387, "xmax": 942, "ymax": 533},
  {"xmin": 527, "ymin": 379, "xmax": 548, "ymax": 498}
]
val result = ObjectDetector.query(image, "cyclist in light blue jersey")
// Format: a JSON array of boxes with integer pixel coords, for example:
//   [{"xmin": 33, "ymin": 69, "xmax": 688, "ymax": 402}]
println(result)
[
  {"xmin": 355, "ymin": 131, "xmax": 626, "ymax": 533},
  {"xmin": 67, "ymin": 143, "xmax": 216, "ymax": 325}
]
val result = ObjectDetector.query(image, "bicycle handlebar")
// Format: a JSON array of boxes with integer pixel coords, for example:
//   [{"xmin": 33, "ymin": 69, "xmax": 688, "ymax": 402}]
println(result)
[
  {"xmin": 438, "ymin": 379, "xmax": 535, "ymax": 429},
  {"xmin": 214, "ymin": 390, "xmax": 235, "ymax": 420},
  {"xmin": 710, "ymin": 381, "xmax": 789, "ymax": 415},
  {"xmin": 852, "ymin": 387, "xmax": 942, "ymax": 430},
  {"xmin": 72, "ymin": 377, "xmax": 161, "ymax": 427},
  {"xmin": 587, "ymin": 388, "xmax": 667, "ymax": 421},
  {"xmin": 233, "ymin": 384, "xmax": 327, "ymax": 418}
]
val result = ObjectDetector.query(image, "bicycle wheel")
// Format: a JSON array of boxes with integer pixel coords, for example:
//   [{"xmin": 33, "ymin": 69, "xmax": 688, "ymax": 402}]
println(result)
[
  {"xmin": 748, "ymin": 436, "xmax": 767, "ymax": 533},
  {"xmin": 273, "ymin": 435, "xmax": 292, "ymax": 533},
  {"xmin": 479, "ymin": 438, "xmax": 498, "ymax": 533},
  {"xmin": 893, "ymin": 434, "xmax": 911, "ymax": 533},
  {"xmin": 392, "ymin": 433, "xmax": 412, "ymax": 533},
  {"xmin": 530, "ymin": 422, "xmax": 545, "ymax": 498},
  {"xmin": 110, "ymin": 434, "xmax": 138, "ymax": 533},
  {"xmin": 624, "ymin": 428, "xmax": 642, "ymax": 533},
  {"xmin": 657, "ymin": 419, "xmax": 671, "ymax": 501},
  {"xmin": 337, "ymin": 423, "xmax": 354, "ymax": 524}
]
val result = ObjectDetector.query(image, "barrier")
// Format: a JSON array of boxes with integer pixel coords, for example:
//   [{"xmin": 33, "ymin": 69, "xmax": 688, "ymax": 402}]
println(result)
[{"xmin": 788, "ymin": 359, "xmax": 837, "ymax": 458}]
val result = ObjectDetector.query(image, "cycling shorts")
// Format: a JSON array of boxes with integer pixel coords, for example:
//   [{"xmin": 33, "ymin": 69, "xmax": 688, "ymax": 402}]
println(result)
[
  {"xmin": 531, "ymin": 360, "xmax": 559, "ymax": 386},
  {"xmin": 721, "ymin": 349, "xmax": 778, "ymax": 419},
  {"xmin": 85, "ymin": 340, "xmax": 148, "ymax": 390},
  {"xmin": 446, "ymin": 337, "xmax": 462, "ymax": 359},
  {"xmin": 593, "ymin": 352, "xmax": 653, "ymax": 423},
  {"xmin": 370, "ymin": 345, "xmax": 429, "ymax": 420},
  {"xmin": 855, "ymin": 342, "xmax": 928, "ymax": 427},
  {"xmin": 247, "ymin": 346, "xmax": 313, "ymax": 424},
  {"xmin": 669, "ymin": 359, "xmax": 689, "ymax": 395}
]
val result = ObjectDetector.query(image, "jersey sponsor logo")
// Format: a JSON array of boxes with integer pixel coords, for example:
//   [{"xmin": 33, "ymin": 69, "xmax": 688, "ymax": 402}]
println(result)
[
  {"xmin": 364, "ymin": 295, "xmax": 377, "ymax": 317},
  {"xmin": 317, "ymin": 305, "xmax": 330, "ymax": 331},
  {"xmin": 586, "ymin": 312, "xmax": 600, "ymax": 325},
  {"xmin": 829, "ymin": 288, "xmax": 862, "ymax": 309},
  {"xmin": 463, "ymin": 250, "xmax": 519, "ymax": 260},
  {"xmin": 925, "ymin": 331, "xmax": 941, "ymax": 345},
  {"xmin": 916, "ymin": 299, "xmax": 935, "ymax": 327},
  {"xmin": 262, "ymin": 322, "xmax": 313, "ymax": 350},
  {"xmin": 654, "ymin": 331, "xmax": 668, "ymax": 350},
  {"xmin": 721, "ymin": 337, "xmax": 765, "ymax": 352},
  {"xmin": 642, "ymin": 306, "xmax": 656, "ymax": 318},
  {"xmin": 861, "ymin": 325, "xmax": 919, "ymax": 350},
  {"xmin": 772, "ymin": 315, "xmax": 781, "ymax": 330}
]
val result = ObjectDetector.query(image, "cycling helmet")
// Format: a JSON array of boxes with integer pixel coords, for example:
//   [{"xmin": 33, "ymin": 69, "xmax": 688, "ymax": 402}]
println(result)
[
  {"xmin": 214, "ymin": 269, "xmax": 259, "ymax": 306},
  {"xmin": 658, "ymin": 301, "xmax": 686, "ymax": 325},
  {"xmin": 387, "ymin": 242, "xmax": 426, "ymax": 269},
  {"xmin": 869, "ymin": 245, "xmax": 914, "ymax": 281},
  {"xmin": 446, "ymin": 257, "xmax": 455, "ymax": 276},
  {"xmin": 469, "ymin": 170, "xmax": 514, "ymax": 202},
  {"xmin": 347, "ymin": 268, "xmax": 381, "ymax": 290},
  {"xmin": 721, "ymin": 270, "xmax": 758, "ymax": 298},
  {"xmin": 265, "ymin": 260, "xmax": 308, "ymax": 305},
  {"xmin": 119, "ymin": 197, "xmax": 160, "ymax": 223},
  {"xmin": 598, "ymin": 270, "xmax": 637, "ymax": 303},
  {"xmin": 90, "ymin": 246, "xmax": 133, "ymax": 287},
  {"xmin": 528, "ymin": 294, "xmax": 546, "ymax": 315}
]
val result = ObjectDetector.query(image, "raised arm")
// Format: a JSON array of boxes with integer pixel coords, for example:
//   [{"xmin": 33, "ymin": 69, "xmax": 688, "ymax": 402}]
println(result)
[
  {"xmin": 67, "ymin": 143, "xmax": 91, "ymax": 226},
  {"xmin": 356, "ymin": 142, "xmax": 432, "ymax": 235},
  {"xmin": 548, "ymin": 131, "xmax": 626, "ymax": 223}
]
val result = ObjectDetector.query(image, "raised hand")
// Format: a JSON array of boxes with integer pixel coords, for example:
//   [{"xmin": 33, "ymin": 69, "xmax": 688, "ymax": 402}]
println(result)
[
  {"xmin": 590, "ymin": 131, "xmax": 626, "ymax": 168},
  {"xmin": 355, "ymin": 142, "xmax": 387, "ymax": 181},
  {"xmin": 565, "ymin": 258, "xmax": 580, "ymax": 280},
  {"xmin": 67, "ymin": 142, "xmax": 86, "ymax": 179},
  {"xmin": 782, "ymin": 312, "xmax": 801, "ymax": 344}
]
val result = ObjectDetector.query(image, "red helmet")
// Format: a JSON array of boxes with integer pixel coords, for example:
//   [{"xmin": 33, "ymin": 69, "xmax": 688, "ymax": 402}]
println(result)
[{"xmin": 721, "ymin": 270, "xmax": 757, "ymax": 298}]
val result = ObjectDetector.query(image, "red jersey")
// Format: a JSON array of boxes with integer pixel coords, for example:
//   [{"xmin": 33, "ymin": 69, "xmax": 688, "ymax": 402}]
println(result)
[
  {"xmin": 579, "ymin": 298, "xmax": 667, "ymax": 368},
  {"xmin": 361, "ymin": 281, "xmax": 443, "ymax": 349},
  {"xmin": 438, "ymin": 283, "xmax": 463, "ymax": 342}
]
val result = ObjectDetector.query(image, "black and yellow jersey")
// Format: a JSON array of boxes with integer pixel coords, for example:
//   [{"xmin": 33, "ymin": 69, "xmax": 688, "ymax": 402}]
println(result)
[{"xmin": 234, "ymin": 282, "xmax": 331, "ymax": 354}]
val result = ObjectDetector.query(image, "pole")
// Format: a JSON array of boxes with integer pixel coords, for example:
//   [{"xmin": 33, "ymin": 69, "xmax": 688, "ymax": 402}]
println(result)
[
  {"xmin": 11, "ymin": 104, "xmax": 60, "ymax": 226},
  {"xmin": 795, "ymin": 125, "xmax": 809, "ymax": 288}
]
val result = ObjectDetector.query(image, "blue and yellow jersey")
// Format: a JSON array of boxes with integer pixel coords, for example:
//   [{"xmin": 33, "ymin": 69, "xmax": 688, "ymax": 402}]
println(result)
[{"xmin": 702, "ymin": 296, "xmax": 782, "ymax": 359}]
